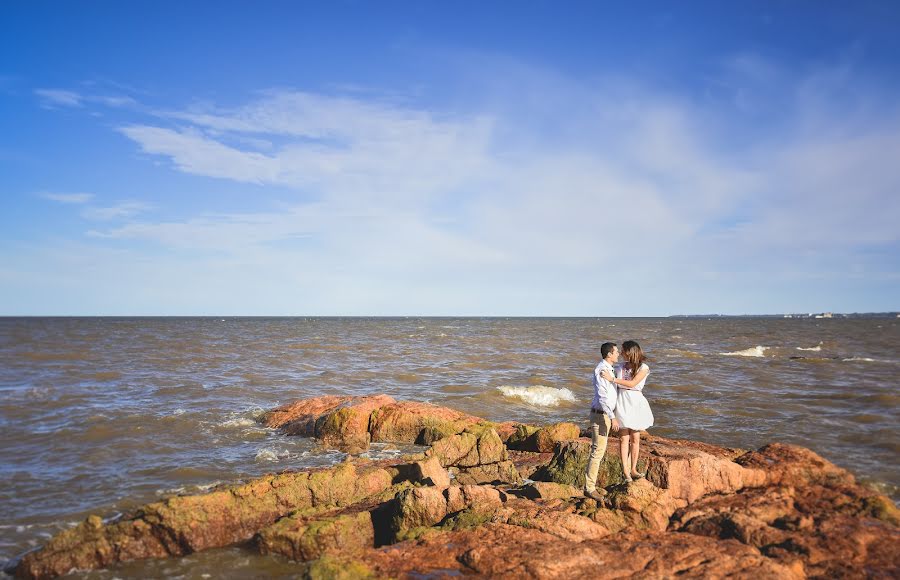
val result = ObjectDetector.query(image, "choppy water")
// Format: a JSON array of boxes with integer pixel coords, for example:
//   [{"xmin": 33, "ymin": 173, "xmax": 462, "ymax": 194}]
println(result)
[{"xmin": 1, "ymin": 316, "xmax": 898, "ymax": 577}]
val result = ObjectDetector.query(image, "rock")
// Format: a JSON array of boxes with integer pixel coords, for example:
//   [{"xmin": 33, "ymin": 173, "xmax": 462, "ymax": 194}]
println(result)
[
  {"xmin": 426, "ymin": 427, "xmax": 507, "ymax": 468},
  {"xmin": 519, "ymin": 482, "xmax": 581, "ymax": 501},
  {"xmin": 313, "ymin": 395, "xmax": 395, "ymax": 452},
  {"xmin": 507, "ymin": 422, "xmax": 581, "ymax": 453},
  {"xmin": 327, "ymin": 524, "xmax": 802, "ymax": 579},
  {"xmin": 368, "ymin": 401, "xmax": 480, "ymax": 444},
  {"xmin": 670, "ymin": 482, "xmax": 900, "ymax": 578},
  {"xmin": 534, "ymin": 438, "xmax": 629, "ymax": 489},
  {"xmin": 735, "ymin": 442, "xmax": 855, "ymax": 487},
  {"xmin": 453, "ymin": 460, "xmax": 521, "ymax": 486},
  {"xmin": 590, "ymin": 478, "xmax": 686, "ymax": 532},
  {"xmin": 18, "ymin": 394, "xmax": 900, "ymax": 579},
  {"xmin": 394, "ymin": 455, "xmax": 451, "ymax": 489},
  {"xmin": 494, "ymin": 498, "xmax": 611, "ymax": 542},
  {"xmin": 261, "ymin": 395, "xmax": 361, "ymax": 431},
  {"xmin": 508, "ymin": 449, "xmax": 553, "ymax": 480},
  {"xmin": 256, "ymin": 510, "xmax": 374, "ymax": 562},
  {"xmin": 642, "ymin": 438, "xmax": 767, "ymax": 503},
  {"xmin": 15, "ymin": 461, "xmax": 395, "ymax": 579},
  {"xmin": 390, "ymin": 485, "xmax": 507, "ymax": 541},
  {"xmin": 536, "ymin": 436, "xmax": 767, "ymax": 503}
]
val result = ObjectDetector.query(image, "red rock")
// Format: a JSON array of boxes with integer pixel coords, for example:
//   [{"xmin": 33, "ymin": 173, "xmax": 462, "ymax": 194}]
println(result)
[
  {"xmin": 735, "ymin": 442, "xmax": 855, "ymax": 487},
  {"xmin": 339, "ymin": 524, "xmax": 802, "ymax": 579}
]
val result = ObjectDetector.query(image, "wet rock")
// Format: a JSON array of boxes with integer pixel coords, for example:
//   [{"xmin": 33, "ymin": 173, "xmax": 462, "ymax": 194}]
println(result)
[
  {"xmin": 314, "ymin": 395, "xmax": 395, "ymax": 452},
  {"xmin": 506, "ymin": 422, "xmax": 581, "ymax": 453},
  {"xmin": 261, "ymin": 395, "xmax": 362, "ymax": 432},
  {"xmin": 15, "ymin": 461, "xmax": 395, "ymax": 579}
]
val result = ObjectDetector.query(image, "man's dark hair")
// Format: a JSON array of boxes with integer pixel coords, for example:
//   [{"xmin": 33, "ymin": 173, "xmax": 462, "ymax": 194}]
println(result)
[{"xmin": 600, "ymin": 342, "xmax": 617, "ymax": 359}]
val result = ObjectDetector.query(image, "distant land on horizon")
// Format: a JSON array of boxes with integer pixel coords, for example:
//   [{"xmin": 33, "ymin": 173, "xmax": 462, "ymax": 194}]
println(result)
[{"xmin": 1, "ymin": 312, "xmax": 899, "ymax": 319}]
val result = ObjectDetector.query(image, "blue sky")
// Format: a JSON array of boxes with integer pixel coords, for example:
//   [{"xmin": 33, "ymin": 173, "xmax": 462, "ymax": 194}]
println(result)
[{"xmin": 1, "ymin": 1, "xmax": 898, "ymax": 315}]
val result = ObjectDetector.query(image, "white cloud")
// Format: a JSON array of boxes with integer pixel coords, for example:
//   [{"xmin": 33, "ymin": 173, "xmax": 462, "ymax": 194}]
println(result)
[{"xmin": 38, "ymin": 192, "xmax": 94, "ymax": 204}]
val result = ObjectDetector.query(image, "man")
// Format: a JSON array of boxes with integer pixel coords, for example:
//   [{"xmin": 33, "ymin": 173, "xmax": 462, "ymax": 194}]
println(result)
[{"xmin": 584, "ymin": 341, "xmax": 621, "ymax": 500}]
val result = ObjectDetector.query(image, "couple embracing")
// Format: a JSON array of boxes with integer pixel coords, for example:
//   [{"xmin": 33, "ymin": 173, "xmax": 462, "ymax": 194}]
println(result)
[{"xmin": 584, "ymin": 340, "xmax": 655, "ymax": 500}]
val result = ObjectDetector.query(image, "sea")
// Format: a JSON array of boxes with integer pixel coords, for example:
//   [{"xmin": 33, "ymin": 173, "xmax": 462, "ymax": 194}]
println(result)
[{"xmin": 1, "ymin": 316, "xmax": 898, "ymax": 577}]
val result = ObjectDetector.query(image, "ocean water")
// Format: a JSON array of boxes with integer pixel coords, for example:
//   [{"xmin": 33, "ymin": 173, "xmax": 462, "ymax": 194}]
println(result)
[{"xmin": 1, "ymin": 316, "xmax": 898, "ymax": 577}]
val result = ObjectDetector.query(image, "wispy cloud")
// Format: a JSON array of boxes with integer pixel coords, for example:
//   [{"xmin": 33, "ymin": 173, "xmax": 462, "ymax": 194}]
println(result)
[
  {"xmin": 34, "ymin": 89, "xmax": 84, "ymax": 108},
  {"xmin": 38, "ymin": 192, "xmax": 94, "ymax": 204},
  {"xmin": 19, "ymin": 54, "xmax": 900, "ymax": 314},
  {"xmin": 82, "ymin": 200, "xmax": 153, "ymax": 221},
  {"xmin": 34, "ymin": 88, "xmax": 136, "ymax": 109}
]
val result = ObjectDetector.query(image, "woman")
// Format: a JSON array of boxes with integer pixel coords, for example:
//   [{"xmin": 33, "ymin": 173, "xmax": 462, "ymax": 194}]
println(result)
[{"xmin": 602, "ymin": 340, "xmax": 654, "ymax": 482}]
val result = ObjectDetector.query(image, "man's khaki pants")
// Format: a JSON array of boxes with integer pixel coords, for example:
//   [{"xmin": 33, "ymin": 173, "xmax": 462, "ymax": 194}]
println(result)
[{"xmin": 584, "ymin": 410, "xmax": 611, "ymax": 492}]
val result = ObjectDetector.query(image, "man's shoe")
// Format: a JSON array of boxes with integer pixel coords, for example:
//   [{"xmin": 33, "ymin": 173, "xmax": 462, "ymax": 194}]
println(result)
[{"xmin": 584, "ymin": 488, "xmax": 606, "ymax": 501}]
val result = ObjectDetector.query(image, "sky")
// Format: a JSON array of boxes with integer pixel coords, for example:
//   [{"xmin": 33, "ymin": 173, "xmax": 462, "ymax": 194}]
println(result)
[{"xmin": 1, "ymin": 1, "xmax": 899, "ymax": 316}]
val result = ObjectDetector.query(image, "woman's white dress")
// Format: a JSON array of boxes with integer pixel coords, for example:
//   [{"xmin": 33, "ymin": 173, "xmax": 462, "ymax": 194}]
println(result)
[{"xmin": 614, "ymin": 363, "xmax": 654, "ymax": 431}]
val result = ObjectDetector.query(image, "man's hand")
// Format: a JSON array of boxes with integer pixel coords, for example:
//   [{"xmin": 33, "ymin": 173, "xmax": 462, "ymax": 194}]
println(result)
[{"xmin": 611, "ymin": 418, "xmax": 620, "ymax": 432}]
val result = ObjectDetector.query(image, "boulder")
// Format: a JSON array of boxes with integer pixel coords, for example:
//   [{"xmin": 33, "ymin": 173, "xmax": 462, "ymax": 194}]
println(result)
[
  {"xmin": 256, "ymin": 510, "xmax": 374, "ymax": 562},
  {"xmin": 390, "ymin": 485, "xmax": 507, "ymax": 541},
  {"xmin": 507, "ymin": 422, "xmax": 580, "ymax": 453},
  {"xmin": 368, "ymin": 401, "xmax": 480, "ymax": 444}
]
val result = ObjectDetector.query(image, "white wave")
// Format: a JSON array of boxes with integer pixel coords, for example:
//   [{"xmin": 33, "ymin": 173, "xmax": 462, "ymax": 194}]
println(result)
[
  {"xmin": 843, "ymin": 357, "xmax": 878, "ymax": 363},
  {"xmin": 720, "ymin": 346, "xmax": 768, "ymax": 357},
  {"xmin": 254, "ymin": 447, "xmax": 291, "ymax": 462},
  {"xmin": 219, "ymin": 417, "xmax": 256, "ymax": 428},
  {"xmin": 497, "ymin": 385, "xmax": 578, "ymax": 407}
]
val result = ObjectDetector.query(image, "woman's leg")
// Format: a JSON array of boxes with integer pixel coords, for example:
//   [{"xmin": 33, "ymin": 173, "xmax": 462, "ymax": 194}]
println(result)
[
  {"xmin": 619, "ymin": 428, "xmax": 632, "ymax": 481},
  {"xmin": 630, "ymin": 431, "xmax": 642, "ymax": 476}
]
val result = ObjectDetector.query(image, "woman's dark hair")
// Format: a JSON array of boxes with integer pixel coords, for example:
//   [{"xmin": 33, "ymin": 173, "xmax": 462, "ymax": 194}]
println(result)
[{"xmin": 621, "ymin": 340, "xmax": 647, "ymax": 376}]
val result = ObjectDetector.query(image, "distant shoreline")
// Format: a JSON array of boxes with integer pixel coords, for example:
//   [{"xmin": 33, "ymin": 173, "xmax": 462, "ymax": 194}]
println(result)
[{"xmin": 0, "ymin": 313, "xmax": 898, "ymax": 319}]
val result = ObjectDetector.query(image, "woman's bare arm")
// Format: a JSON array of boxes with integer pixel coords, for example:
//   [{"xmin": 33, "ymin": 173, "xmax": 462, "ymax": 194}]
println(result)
[{"xmin": 601, "ymin": 366, "xmax": 648, "ymax": 389}]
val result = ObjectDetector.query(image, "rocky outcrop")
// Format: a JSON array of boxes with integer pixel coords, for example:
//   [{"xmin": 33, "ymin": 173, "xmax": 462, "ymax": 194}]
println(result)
[
  {"xmin": 318, "ymin": 524, "xmax": 803, "ymax": 579},
  {"xmin": 534, "ymin": 435, "xmax": 766, "ymax": 502},
  {"xmin": 14, "ymin": 395, "xmax": 899, "ymax": 579},
  {"xmin": 15, "ymin": 461, "xmax": 398, "ymax": 579}
]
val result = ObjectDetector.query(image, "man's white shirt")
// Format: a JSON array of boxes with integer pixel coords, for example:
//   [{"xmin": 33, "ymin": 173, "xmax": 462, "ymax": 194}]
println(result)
[{"xmin": 591, "ymin": 360, "xmax": 617, "ymax": 419}]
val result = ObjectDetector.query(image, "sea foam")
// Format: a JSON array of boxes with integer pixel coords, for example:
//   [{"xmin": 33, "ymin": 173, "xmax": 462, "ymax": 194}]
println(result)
[
  {"xmin": 497, "ymin": 385, "xmax": 577, "ymax": 407},
  {"xmin": 720, "ymin": 346, "xmax": 769, "ymax": 357},
  {"xmin": 797, "ymin": 342, "xmax": 823, "ymax": 352}
]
